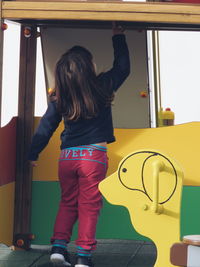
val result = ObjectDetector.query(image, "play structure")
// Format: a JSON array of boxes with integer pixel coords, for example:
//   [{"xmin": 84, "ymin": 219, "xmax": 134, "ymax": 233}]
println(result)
[
  {"xmin": 99, "ymin": 124, "xmax": 200, "ymax": 267},
  {"xmin": 2, "ymin": 1, "xmax": 200, "ymax": 267},
  {"xmin": 100, "ymin": 149, "xmax": 184, "ymax": 267}
]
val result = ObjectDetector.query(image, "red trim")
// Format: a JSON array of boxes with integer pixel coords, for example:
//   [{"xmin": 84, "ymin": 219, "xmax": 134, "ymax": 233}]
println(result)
[{"xmin": 0, "ymin": 118, "xmax": 17, "ymax": 186}]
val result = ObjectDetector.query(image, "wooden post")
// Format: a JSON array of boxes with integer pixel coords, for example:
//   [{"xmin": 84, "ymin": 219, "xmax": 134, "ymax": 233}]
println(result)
[
  {"xmin": 13, "ymin": 25, "xmax": 37, "ymax": 249},
  {"xmin": 0, "ymin": 0, "xmax": 3, "ymax": 128},
  {"xmin": 151, "ymin": 30, "xmax": 162, "ymax": 127}
]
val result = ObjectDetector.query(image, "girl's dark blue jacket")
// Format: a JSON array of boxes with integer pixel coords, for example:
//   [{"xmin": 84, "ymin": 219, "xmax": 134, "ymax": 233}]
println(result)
[{"xmin": 28, "ymin": 34, "xmax": 130, "ymax": 161}]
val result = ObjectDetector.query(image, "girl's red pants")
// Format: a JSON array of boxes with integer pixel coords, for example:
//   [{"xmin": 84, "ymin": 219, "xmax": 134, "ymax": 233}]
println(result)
[{"xmin": 51, "ymin": 145, "xmax": 108, "ymax": 250}]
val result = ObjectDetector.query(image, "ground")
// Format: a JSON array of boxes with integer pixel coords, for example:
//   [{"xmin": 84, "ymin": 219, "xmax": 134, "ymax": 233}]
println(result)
[{"xmin": 0, "ymin": 239, "xmax": 156, "ymax": 267}]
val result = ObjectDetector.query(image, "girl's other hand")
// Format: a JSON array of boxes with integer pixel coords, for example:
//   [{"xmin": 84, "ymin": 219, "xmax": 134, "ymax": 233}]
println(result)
[
  {"xmin": 112, "ymin": 21, "xmax": 125, "ymax": 35},
  {"xmin": 30, "ymin": 161, "xmax": 37, "ymax": 167}
]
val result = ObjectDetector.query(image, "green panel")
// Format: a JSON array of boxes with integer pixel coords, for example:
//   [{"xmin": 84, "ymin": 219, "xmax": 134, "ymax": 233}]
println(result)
[
  {"xmin": 181, "ymin": 186, "xmax": 200, "ymax": 238},
  {"xmin": 96, "ymin": 197, "xmax": 149, "ymax": 241},
  {"xmin": 31, "ymin": 181, "xmax": 60, "ymax": 244},
  {"xmin": 31, "ymin": 182, "xmax": 200, "ymax": 245},
  {"xmin": 31, "ymin": 181, "xmax": 148, "ymax": 245}
]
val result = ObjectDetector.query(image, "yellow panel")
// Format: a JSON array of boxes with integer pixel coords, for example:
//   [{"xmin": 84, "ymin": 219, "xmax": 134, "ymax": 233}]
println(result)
[
  {"xmin": 0, "ymin": 182, "xmax": 15, "ymax": 246},
  {"xmin": 33, "ymin": 119, "xmax": 200, "ymax": 186},
  {"xmin": 32, "ymin": 117, "xmax": 61, "ymax": 181},
  {"xmin": 107, "ymin": 122, "xmax": 200, "ymax": 186},
  {"xmin": 99, "ymin": 149, "xmax": 183, "ymax": 267}
]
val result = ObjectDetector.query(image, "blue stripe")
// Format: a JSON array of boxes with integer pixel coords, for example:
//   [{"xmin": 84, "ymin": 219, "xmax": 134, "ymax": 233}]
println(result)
[
  {"xmin": 86, "ymin": 145, "xmax": 107, "ymax": 151},
  {"xmin": 77, "ymin": 246, "xmax": 91, "ymax": 251},
  {"xmin": 91, "ymin": 144, "xmax": 107, "ymax": 149},
  {"xmin": 59, "ymin": 158, "xmax": 106, "ymax": 165},
  {"xmin": 76, "ymin": 146, "xmax": 106, "ymax": 152},
  {"xmin": 77, "ymin": 246, "xmax": 84, "ymax": 249},
  {"xmin": 77, "ymin": 252, "xmax": 92, "ymax": 257}
]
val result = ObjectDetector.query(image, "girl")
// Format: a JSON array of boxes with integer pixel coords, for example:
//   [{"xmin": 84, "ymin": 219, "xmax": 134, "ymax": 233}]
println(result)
[{"xmin": 29, "ymin": 24, "xmax": 130, "ymax": 267}]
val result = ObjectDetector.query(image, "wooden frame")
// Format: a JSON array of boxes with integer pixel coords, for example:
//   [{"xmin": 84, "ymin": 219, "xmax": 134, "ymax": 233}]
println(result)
[
  {"xmin": 2, "ymin": 0, "xmax": 200, "ymax": 29},
  {"xmin": 13, "ymin": 25, "xmax": 37, "ymax": 248},
  {"xmin": 1, "ymin": 0, "xmax": 200, "ymax": 248},
  {"xmin": 0, "ymin": 0, "xmax": 3, "ymax": 127}
]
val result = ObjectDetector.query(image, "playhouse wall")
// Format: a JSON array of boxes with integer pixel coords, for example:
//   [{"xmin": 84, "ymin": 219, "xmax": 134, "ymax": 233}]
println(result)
[
  {"xmin": 31, "ymin": 121, "xmax": 200, "ymax": 244},
  {"xmin": 30, "ymin": 27, "xmax": 200, "ymax": 245},
  {"xmin": 0, "ymin": 118, "xmax": 17, "ymax": 246}
]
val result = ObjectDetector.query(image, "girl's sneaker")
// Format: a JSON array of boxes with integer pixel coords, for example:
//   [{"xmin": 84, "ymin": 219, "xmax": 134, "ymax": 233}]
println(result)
[
  {"xmin": 50, "ymin": 246, "xmax": 71, "ymax": 266},
  {"xmin": 75, "ymin": 256, "xmax": 94, "ymax": 267}
]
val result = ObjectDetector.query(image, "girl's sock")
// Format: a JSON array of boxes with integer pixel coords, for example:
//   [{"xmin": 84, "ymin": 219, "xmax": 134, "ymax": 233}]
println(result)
[
  {"xmin": 52, "ymin": 239, "xmax": 68, "ymax": 250},
  {"xmin": 77, "ymin": 246, "xmax": 92, "ymax": 257}
]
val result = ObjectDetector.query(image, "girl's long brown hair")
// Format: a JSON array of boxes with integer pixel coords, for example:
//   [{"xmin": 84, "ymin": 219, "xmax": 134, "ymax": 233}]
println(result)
[{"xmin": 54, "ymin": 46, "xmax": 113, "ymax": 121}]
